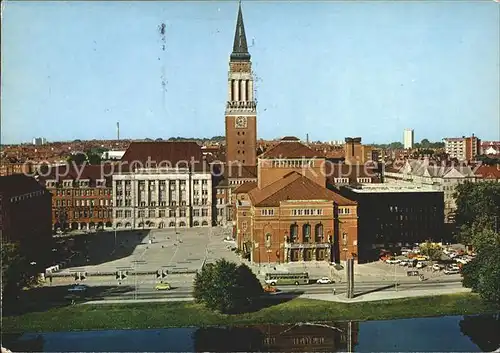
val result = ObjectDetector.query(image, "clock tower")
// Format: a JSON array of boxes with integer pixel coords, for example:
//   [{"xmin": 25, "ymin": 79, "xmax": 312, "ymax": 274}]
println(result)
[{"xmin": 225, "ymin": 2, "xmax": 257, "ymax": 167}]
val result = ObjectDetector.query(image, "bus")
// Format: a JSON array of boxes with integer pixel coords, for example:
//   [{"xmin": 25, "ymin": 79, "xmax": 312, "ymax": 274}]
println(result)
[{"xmin": 264, "ymin": 272, "xmax": 309, "ymax": 286}]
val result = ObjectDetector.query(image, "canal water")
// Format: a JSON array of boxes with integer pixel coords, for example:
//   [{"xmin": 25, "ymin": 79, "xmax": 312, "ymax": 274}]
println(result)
[{"xmin": 4, "ymin": 314, "xmax": 499, "ymax": 352}]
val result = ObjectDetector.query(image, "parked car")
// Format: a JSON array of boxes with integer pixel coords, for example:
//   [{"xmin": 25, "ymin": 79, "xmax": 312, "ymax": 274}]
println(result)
[
  {"xmin": 399, "ymin": 260, "xmax": 408, "ymax": 266},
  {"xmin": 444, "ymin": 268, "xmax": 460, "ymax": 275},
  {"xmin": 316, "ymin": 277, "xmax": 333, "ymax": 284},
  {"xmin": 155, "ymin": 282, "xmax": 171, "ymax": 291},
  {"xmin": 67, "ymin": 284, "xmax": 89, "ymax": 293},
  {"xmin": 449, "ymin": 264, "xmax": 460, "ymax": 271},
  {"xmin": 263, "ymin": 285, "xmax": 277, "ymax": 293},
  {"xmin": 385, "ymin": 258, "xmax": 400, "ymax": 264},
  {"xmin": 416, "ymin": 262, "xmax": 426, "ymax": 269},
  {"xmin": 432, "ymin": 264, "xmax": 442, "ymax": 271}
]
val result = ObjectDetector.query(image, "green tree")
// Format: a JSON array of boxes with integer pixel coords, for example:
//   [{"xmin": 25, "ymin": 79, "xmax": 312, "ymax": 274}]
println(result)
[
  {"xmin": 1, "ymin": 242, "xmax": 39, "ymax": 304},
  {"xmin": 454, "ymin": 182, "xmax": 500, "ymax": 245},
  {"xmin": 462, "ymin": 241, "xmax": 500, "ymax": 305},
  {"xmin": 67, "ymin": 152, "xmax": 87, "ymax": 165},
  {"xmin": 419, "ymin": 241, "xmax": 442, "ymax": 261},
  {"xmin": 193, "ymin": 259, "xmax": 263, "ymax": 313},
  {"xmin": 420, "ymin": 139, "xmax": 431, "ymax": 148}
]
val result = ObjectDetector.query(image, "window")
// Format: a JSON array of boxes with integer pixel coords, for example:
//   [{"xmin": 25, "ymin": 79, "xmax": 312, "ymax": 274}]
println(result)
[
  {"xmin": 193, "ymin": 209, "xmax": 200, "ymax": 217},
  {"xmin": 261, "ymin": 209, "xmax": 274, "ymax": 216},
  {"xmin": 290, "ymin": 224, "xmax": 298, "ymax": 243},
  {"xmin": 202, "ymin": 208, "xmax": 208, "ymax": 217},
  {"xmin": 303, "ymin": 224, "xmax": 311, "ymax": 243},
  {"xmin": 315, "ymin": 223, "xmax": 324, "ymax": 242},
  {"xmin": 339, "ymin": 207, "xmax": 351, "ymax": 215}
]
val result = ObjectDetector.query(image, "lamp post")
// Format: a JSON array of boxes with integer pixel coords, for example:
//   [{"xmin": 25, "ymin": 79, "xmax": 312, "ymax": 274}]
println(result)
[{"xmin": 342, "ymin": 231, "xmax": 348, "ymax": 263}]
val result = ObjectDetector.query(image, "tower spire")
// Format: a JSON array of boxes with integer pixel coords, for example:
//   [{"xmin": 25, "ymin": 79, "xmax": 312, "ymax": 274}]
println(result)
[{"xmin": 230, "ymin": 1, "xmax": 250, "ymax": 61}]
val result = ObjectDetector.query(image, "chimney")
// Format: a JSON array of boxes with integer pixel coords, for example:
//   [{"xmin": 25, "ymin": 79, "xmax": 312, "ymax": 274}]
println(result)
[
  {"xmin": 306, "ymin": 133, "xmax": 309, "ymax": 145},
  {"xmin": 117, "ymin": 122, "xmax": 120, "ymax": 140}
]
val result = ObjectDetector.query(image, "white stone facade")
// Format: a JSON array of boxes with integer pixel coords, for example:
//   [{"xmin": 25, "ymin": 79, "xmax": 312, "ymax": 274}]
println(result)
[{"xmin": 112, "ymin": 168, "xmax": 212, "ymax": 229}]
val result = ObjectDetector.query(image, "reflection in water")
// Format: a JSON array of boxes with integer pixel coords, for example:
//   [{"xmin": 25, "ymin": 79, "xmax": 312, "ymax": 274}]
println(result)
[
  {"xmin": 459, "ymin": 313, "xmax": 500, "ymax": 352},
  {"xmin": 193, "ymin": 322, "xmax": 359, "ymax": 352},
  {"xmin": 6, "ymin": 314, "xmax": 500, "ymax": 352}
]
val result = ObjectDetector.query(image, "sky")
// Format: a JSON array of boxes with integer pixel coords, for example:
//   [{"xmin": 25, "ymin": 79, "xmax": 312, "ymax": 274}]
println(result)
[{"xmin": 1, "ymin": 0, "xmax": 499, "ymax": 145}]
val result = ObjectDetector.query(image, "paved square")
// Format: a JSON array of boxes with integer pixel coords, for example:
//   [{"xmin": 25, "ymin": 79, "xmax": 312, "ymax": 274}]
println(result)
[{"xmin": 60, "ymin": 226, "xmax": 239, "ymax": 274}]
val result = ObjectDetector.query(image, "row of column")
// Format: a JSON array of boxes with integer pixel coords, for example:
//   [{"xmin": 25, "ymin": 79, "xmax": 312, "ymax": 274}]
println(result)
[{"xmin": 229, "ymin": 79, "xmax": 253, "ymax": 102}]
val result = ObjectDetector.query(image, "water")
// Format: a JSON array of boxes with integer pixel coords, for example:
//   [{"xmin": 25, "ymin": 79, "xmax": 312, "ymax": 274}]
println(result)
[{"xmin": 4, "ymin": 314, "xmax": 499, "ymax": 352}]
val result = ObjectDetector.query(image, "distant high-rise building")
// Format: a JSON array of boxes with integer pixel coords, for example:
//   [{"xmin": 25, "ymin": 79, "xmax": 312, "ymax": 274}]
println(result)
[
  {"xmin": 32, "ymin": 137, "xmax": 47, "ymax": 146},
  {"xmin": 403, "ymin": 129, "xmax": 414, "ymax": 149},
  {"xmin": 444, "ymin": 134, "xmax": 481, "ymax": 161}
]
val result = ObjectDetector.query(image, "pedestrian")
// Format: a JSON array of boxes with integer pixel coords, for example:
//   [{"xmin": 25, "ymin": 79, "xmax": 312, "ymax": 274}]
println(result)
[
  {"xmin": 333, "ymin": 288, "xmax": 336, "ymax": 295},
  {"xmin": 49, "ymin": 275, "xmax": 53, "ymax": 286}
]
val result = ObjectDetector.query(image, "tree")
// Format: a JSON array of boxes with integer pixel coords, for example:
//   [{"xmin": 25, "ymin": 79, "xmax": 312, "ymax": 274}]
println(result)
[
  {"xmin": 462, "ymin": 242, "xmax": 500, "ymax": 305},
  {"xmin": 420, "ymin": 139, "xmax": 431, "ymax": 148},
  {"xmin": 66, "ymin": 152, "xmax": 87, "ymax": 165},
  {"xmin": 1, "ymin": 242, "xmax": 39, "ymax": 304},
  {"xmin": 454, "ymin": 182, "xmax": 500, "ymax": 245},
  {"xmin": 193, "ymin": 259, "xmax": 263, "ymax": 313},
  {"xmin": 419, "ymin": 241, "xmax": 442, "ymax": 261}
]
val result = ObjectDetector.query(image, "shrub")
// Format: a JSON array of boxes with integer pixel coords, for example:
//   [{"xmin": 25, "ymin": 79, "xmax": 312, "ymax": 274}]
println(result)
[{"xmin": 193, "ymin": 259, "xmax": 263, "ymax": 313}]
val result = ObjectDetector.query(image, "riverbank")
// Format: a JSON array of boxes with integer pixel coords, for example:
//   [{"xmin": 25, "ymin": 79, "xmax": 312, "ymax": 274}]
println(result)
[{"xmin": 3, "ymin": 293, "xmax": 498, "ymax": 333}]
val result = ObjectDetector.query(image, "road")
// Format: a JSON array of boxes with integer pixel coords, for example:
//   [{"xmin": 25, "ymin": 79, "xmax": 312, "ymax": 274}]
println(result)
[{"xmin": 74, "ymin": 275, "xmax": 463, "ymax": 301}]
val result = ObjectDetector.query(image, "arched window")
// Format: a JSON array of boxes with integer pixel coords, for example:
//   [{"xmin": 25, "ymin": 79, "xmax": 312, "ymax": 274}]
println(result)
[
  {"xmin": 158, "ymin": 222, "xmax": 164, "ymax": 229},
  {"xmin": 290, "ymin": 224, "xmax": 298, "ymax": 243},
  {"xmin": 179, "ymin": 221, "xmax": 186, "ymax": 227},
  {"xmin": 315, "ymin": 223, "xmax": 324, "ymax": 242},
  {"xmin": 265, "ymin": 233, "xmax": 272, "ymax": 248},
  {"xmin": 116, "ymin": 222, "xmax": 123, "ymax": 228},
  {"xmin": 303, "ymin": 224, "xmax": 311, "ymax": 243},
  {"xmin": 202, "ymin": 221, "xmax": 208, "ymax": 226},
  {"xmin": 169, "ymin": 222, "xmax": 175, "ymax": 227},
  {"xmin": 193, "ymin": 221, "xmax": 200, "ymax": 226}
]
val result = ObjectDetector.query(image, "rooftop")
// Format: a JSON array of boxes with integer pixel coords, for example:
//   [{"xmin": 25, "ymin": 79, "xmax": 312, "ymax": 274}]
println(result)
[{"xmin": 345, "ymin": 184, "xmax": 439, "ymax": 193}]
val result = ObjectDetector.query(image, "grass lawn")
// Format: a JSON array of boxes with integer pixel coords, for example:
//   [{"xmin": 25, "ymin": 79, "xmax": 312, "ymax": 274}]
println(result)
[{"xmin": 3, "ymin": 293, "xmax": 499, "ymax": 333}]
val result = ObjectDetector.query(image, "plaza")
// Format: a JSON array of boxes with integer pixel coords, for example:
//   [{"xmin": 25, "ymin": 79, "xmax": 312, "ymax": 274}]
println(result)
[{"xmin": 59, "ymin": 226, "xmax": 238, "ymax": 275}]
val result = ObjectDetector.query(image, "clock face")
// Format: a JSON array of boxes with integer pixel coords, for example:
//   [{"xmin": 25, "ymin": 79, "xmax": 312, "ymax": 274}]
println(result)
[{"xmin": 235, "ymin": 116, "xmax": 248, "ymax": 129}]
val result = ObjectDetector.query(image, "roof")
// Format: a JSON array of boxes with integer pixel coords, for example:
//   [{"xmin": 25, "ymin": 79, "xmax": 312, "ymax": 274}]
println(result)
[
  {"xmin": 345, "ymin": 184, "xmax": 439, "ymax": 194},
  {"xmin": 37, "ymin": 164, "xmax": 115, "ymax": 186},
  {"xmin": 474, "ymin": 165, "xmax": 500, "ymax": 179},
  {"xmin": 249, "ymin": 171, "xmax": 356, "ymax": 207},
  {"xmin": 259, "ymin": 138, "xmax": 325, "ymax": 159},
  {"xmin": 233, "ymin": 181, "xmax": 257, "ymax": 194},
  {"xmin": 230, "ymin": 3, "xmax": 250, "ymax": 62},
  {"xmin": 0, "ymin": 174, "xmax": 47, "ymax": 196},
  {"xmin": 325, "ymin": 163, "xmax": 381, "ymax": 185},
  {"xmin": 402, "ymin": 159, "xmax": 475, "ymax": 178},
  {"xmin": 120, "ymin": 142, "xmax": 205, "ymax": 171}
]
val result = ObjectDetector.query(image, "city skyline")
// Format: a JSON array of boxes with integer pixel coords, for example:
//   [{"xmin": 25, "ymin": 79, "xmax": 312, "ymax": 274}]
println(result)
[{"xmin": 1, "ymin": 1, "xmax": 499, "ymax": 145}]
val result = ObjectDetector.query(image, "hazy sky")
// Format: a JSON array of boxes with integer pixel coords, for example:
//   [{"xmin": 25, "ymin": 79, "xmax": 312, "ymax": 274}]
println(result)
[{"xmin": 1, "ymin": 1, "xmax": 499, "ymax": 144}]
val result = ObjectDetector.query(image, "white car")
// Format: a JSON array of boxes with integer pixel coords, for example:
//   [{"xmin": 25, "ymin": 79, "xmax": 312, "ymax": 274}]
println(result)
[
  {"xmin": 316, "ymin": 277, "xmax": 332, "ymax": 284},
  {"xmin": 450, "ymin": 264, "xmax": 460, "ymax": 271},
  {"xmin": 416, "ymin": 262, "xmax": 425, "ymax": 269},
  {"xmin": 385, "ymin": 259, "xmax": 400, "ymax": 264},
  {"xmin": 432, "ymin": 264, "xmax": 442, "ymax": 271},
  {"xmin": 444, "ymin": 268, "xmax": 460, "ymax": 275}
]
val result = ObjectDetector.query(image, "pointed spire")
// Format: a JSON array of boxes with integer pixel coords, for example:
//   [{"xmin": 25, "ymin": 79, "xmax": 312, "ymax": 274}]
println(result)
[{"xmin": 230, "ymin": 1, "xmax": 251, "ymax": 61}]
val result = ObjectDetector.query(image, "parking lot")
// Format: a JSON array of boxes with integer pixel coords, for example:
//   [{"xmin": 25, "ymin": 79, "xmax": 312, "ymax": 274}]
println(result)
[{"xmin": 58, "ymin": 226, "xmax": 239, "ymax": 274}]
